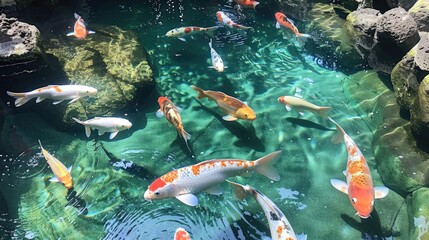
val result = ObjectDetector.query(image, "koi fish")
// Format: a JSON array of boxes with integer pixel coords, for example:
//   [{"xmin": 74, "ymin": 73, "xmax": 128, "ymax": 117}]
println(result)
[
  {"xmin": 174, "ymin": 228, "xmax": 191, "ymax": 240},
  {"xmin": 234, "ymin": 0, "xmax": 259, "ymax": 8},
  {"xmin": 166, "ymin": 26, "xmax": 219, "ymax": 42},
  {"xmin": 72, "ymin": 117, "xmax": 132, "ymax": 140},
  {"xmin": 191, "ymin": 85, "xmax": 256, "ymax": 121},
  {"xmin": 208, "ymin": 39, "xmax": 226, "ymax": 72},
  {"xmin": 216, "ymin": 11, "xmax": 252, "ymax": 30},
  {"xmin": 66, "ymin": 13, "xmax": 95, "ymax": 39},
  {"xmin": 278, "ymin": 96, "xmax": 331, "ymax": 118},
  {"xmin": 144, "ymin": 151, "xmax": 282, "ymax": 206},
  {"xmin": 228, "ymin": 181, "xmax": 303, "ymax": 240},
  {"xmin": 274, "ymin": 12, "xmax": 311, "ymax": 39},
  {"xmin": 329, "ymin": 118, "xmax": 389, "ymax": 219},
  {"xmin": 38, "ymin": 140, "xmax": 73, "ymax": 189},
  {"xmin": 156, "ymin": 97, "xmax": 191, "ymax": 150},
  {"xmin": 7, "ymin": 85, "xmax": 98, "ymax": 107}
]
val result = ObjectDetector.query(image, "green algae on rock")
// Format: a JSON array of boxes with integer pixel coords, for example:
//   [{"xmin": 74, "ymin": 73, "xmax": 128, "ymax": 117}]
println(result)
[
  {"xmin": 43, "ymin": 25, "xmax": 154, "ymax": 127},
  {"xmin": 409, "ymin": 0, "xmax": 429, "ymax": 31},
  {"xmin": 407, "ymin": 187, "xmax": 429, "ymax": 240},
  {"xmin": 410, "ymin": 74, "xmax": 429, "ymax": 139}
]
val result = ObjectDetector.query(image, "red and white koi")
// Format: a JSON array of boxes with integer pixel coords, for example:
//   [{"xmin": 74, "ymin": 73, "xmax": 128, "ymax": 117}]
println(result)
[
  {"xmin": 166, "ymin": 26, "xmax": 219, "ymax": 42},
  {"xmin": 66, "ymin": 13, "xmax": 95, "ymax": 39},
  {"xmin": 208, "ymin": 39, "xmax": 226, "ymax": 72},
  {"xmin": 72, "ymin": 117, "xmax": 132, "ymax": 140},
  {"xmin": 7, "ymin": 85, "xmax": 98, "ymax": 107},
  {"xmin": 234, "ymin": 0, "xmax": 259, "ymax": 9},
  {"xmin": 144, "ymin": 151, "xmax": 282, "ymax": 206},
  {"xmin": 329, "ymin": 118, "xmax": 389, "ymax": 219},
  {"xmin": 174, "ymin": 227, "xmax": 191, "ymax": 240},
  {"xmin": 275, "ymin": 12, "xmax": 311, "ymax": 39},
  {"xmin": 157, "ymin": 96, "xmax": 191, "ymax": 150},
  {"xmin": 39, "ymin": 140, "xmax": 73, "ymax": 189},
  {"xmin": 228, "ymin": 181, "xmax": 302, "ymax": 240},
  {"xmin": 216, "ymin": 11, "xmax": 252, "ymax": 30}
]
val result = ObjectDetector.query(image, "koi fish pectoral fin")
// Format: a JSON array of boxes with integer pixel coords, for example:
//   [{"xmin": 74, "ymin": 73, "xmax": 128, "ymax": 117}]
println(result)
[
  {"xmin": 205, "ymin": 184, "xmax": 223, "ymax": 195},
  {"xmin": 176, "ymin": 193, "xmax": 198, "ymax": 206},
  {"xmin": 285, "ymin": 105, "xmax": 292, "ymax": 111},
  {"xmin": 156, "ymin": 109, "xmax": 164, "ymax": 118},
  {"xmin": 84, "ymin": 126, "xmax": 91, "ymax": 138},
  {"xmin": 88, "ymin": 30, "xmax": 96, "ymax": 34},
  {"xmin": 330, "ymin": 179, "xmax": 348, "ymax": 194},
  {"xmin": 178, "ymin": 37, "xmax": 187, "ymax": 42},
  {"xmin": 68, "ymin": 97, "xmax": 81, "ymax": 104},
  {"xmin": 66, "ymin": 32, "xmax": 76, "ymax": 37},
  {"xmin": 109, "ymin": 131, "xmax": 119, "ymax": 139},
  {"xmin": 275, "ymin": 21, "xmax": 281, "ymax": 29},
  {"xmin": 36, "ymin": 97, "xmax": 46, "ymax": 103},
  {"xmin": 227, "ymin": 180, "xmax": 248, "ymax": 201},
  {"xmin": 49, "ymin": 176, "xmax": 60, "ymax": 183},
  {"xmin": 53, "ymin": 100, "xmax": 64, "ymax": 105},
  {"xmin": 222, "ymin": 115, "xmax": 238, "ymax": 121},
  {"xmin": 374, "ymin": 186, "xmax": 390, "ymax": 199}
]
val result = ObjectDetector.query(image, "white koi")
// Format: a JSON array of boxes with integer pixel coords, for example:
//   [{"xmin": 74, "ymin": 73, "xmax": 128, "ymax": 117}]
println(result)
[
  {"xmin": 72, "ymin": 117, "xmax": 132, "ymax": 140},
  {"xmin": 144, "ymin": 151, "xmax": 282, "ymax": 206},
  {"xmin": 216, "ymin": 11, "xmax": 252, "ymax": 30},
  {"xmin": 208, "ymin": 39, "xmax": 226, "ymax": 72},
  {"xmin": 7, "ymin": 85, "xmax": 97, "ymax": 107},
  {"xmin": 166, "ymin": 26, "xmax": 219, "ymax": 42},
  {"xmin": 278, "ymin": 96, "xmax": 331, "ymax": 118}
]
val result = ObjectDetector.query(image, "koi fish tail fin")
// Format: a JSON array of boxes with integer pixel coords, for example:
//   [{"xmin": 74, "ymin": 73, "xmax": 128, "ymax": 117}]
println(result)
[
  {"xmin": 254, "ymin": 150, "xmax": 282, "ymax": 181},
  {"xmin": 7, "ymin": 91, "xmax": 29, "ymax": 107},
  {"xmin": 208, "ymin": 39, "xmax": 213, "ymax": 49},
  {"xmin": 226, "ymin": 180, "xmax": 250, "ymax": 201},
  {"xmin": 181, "ymin": 129, "xmax": 191, "ymax": 140},
  {"xmin": 374, "ymin": 186, "xmax": 390, "ymax": 199},
  {"xmin": 316, "ymin": 107, "xmax": 331, "ymax": 119},
  {"xmin": 74, "ymin": 13, "xmax": 81, "ymax": 20},
  {"xmin": 328, "ymin": 117, "xmax": 344, "ymax": 144},
  {"xmin": 72, "ymin": 117, "xmax": 91, "ymax": 137},
  {"xmin": 298, "ymin": 33, "xmax": 312, "ymax": 39},
  {"xmin": 191, "ymin": 85, "xmax": 206, "ymax": 99},
  {"xmin": 206, "ymin": 26, "xmax": 219, "ymax": 37}
]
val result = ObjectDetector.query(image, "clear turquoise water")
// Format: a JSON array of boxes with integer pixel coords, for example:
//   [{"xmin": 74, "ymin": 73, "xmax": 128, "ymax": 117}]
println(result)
[{"xmin": 0, "ymin": 1, "xmax": 409, "ymax": 239}]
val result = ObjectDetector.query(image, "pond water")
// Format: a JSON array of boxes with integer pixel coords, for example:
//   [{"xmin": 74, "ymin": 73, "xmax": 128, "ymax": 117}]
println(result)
[{"xmin": 0, "ymin": 0, "xmax": 409, "ymax": 239}]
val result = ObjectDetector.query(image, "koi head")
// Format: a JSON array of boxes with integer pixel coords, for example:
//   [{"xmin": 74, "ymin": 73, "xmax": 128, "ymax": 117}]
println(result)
[
  {"xmin": 64, "ymin": 181, "xmax": 73, "ymax": 189},
  {"xmin": 165, "ymin": 29, "xmax": 179, "ymax": 37},
  {"xmin": 349, "ymin": 189, "xmax": 374, "ymax": 219},
  {"xmin": 236, "ymin": 106, "xmax": 256, "ymax": 121},
  {"xmin": 79, "ymin": 86, "xmax": 98, "ymax": 97},
  {"xmin": 144, "ymin": 178, "xmax": 174, "ymax": 200},
  {"xmin": 174, "ymin": 227, "xmax": 191, "ymax": 240},
  {"xmin": 117, "ymin": 119, "xmax": 133, "ymax": 131},
  {"xmin": 157, "ymin": 96, "xmax": 171, "ymax": 108},
  {"xmin": 274, "ymin": 12, "xmax": 286, "ymax": 22},
  {"xmin": 216, "ymin": 11, "xmax": 223, "ymax": 21},
  {"xmin": 277, "ymin": 96, "xmax": 286, "ymax": 104},
  {"xmin": 214, "ymin": 61, "xmax": 224, "ymax": 72}
]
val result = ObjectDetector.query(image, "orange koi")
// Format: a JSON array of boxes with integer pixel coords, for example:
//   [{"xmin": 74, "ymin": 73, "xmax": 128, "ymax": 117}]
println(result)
[
  {"xmin": 66, "ymin": 13, "xmax": 95, "ymax": 39},
  {"xmin": 191, "ymin": 85, "xmax": 256, "ymax": 121},
  {"xmin": 275, "ymin": 12, "xmax": 311, "ymax": 39},
  {"xmin": 234, "ymin": 0, "xmax": 259, "ymax": 9},
  {"xmin": 174, "ymin": 228, "xmax": 191, "ymax": 240},
  {"xmin": 144, "ymin": 151, "xmax": 282, "ymax": 206},
  {"xmin": 329, "ymin": 118, "xmax": 389, "ymax": 218},
  {"xmin": 157, "ymin": 96, "xmax": 191, "ymax": 150},
  {"xmin": 38, "ymin": 140, "xmax": 73, "ymax": 189}
]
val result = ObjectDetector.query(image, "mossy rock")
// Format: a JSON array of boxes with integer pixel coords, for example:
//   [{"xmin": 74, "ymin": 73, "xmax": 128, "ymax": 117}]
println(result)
[
  {"xmin": 410, "ymin": 74, "xmax": 429, "ymax": 139},
  {"xmin": 407, "ymin": 187, "xmax": 429, "ymax": 240},
  {"xmin": 409, "ymin": 0, "xmax": 429, "ymax": 31},
  {"xmin": 44, "ymin": 25, "xmax": 154, "ymax": 127},
  {"xmin": 305, "ymin": 3, "xmax": 366, "ymax": 71}
]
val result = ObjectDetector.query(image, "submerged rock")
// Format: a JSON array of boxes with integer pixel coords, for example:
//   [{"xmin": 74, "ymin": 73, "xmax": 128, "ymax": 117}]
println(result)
[
  {"xmin": 408, "ymin": 188, "xmax": 429, "ymax": 240},
  {"xmin": 43, "ymin": 25, "xmax": 154, "ymax": 127},
  {"xmin": 409, "ymin": 0, "xmax": 429, "ymax": 31},
  {"xmin": 410, "ymin": 74, "xmax": 429, "ymax": 139},
  {"xmin": 0, "ymin": 13, "xmax": 44, "ymax": 76}
]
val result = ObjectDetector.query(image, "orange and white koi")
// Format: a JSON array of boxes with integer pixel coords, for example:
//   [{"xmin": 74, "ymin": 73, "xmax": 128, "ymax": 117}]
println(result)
[
  {"xmin": 234, "ymin": 0, "xmax": 259, "ymax": 9},
  {"xmin": 66, "ymin": 13, "xmax": 95, "ymax": 39},
  {"xmin": 208, "ymin": 39, "xmax": 226, "ymax": 72},
  {"xmin": 174, "ymin": 228, "xmax": 191, "ymax": 240},
  {"xmin": 278, "ymin": 96, "xmax": 331, "ymax": 118},
  {"xmin": 228, "ymin": 181, "xmax": 303, "ymax": 240},
  {"xmin": 7, "ymin": 85, "xmax": 98, "ymax": 107},
  {"xmin": 275, "ymin": 12, "xmax": 311, "ymax": 39},
  {"xmin": 166, "ymin": 26, "xmax": 219, "ymax": 42},
  {"xmin": 144, "ymin": 151, "xmax": 282, "ymax": 206},
  {"xmin": 157, "ymin": 96, "xmax": 191, "ymax": 150},
  {"xmin": 329, "ymin": 118, "xmax": 389, "ymax": 219},
  {"xmin": 38, "ymin": 140, "xmax": 73, "ymax": 189},
  {"xmin": 216, "ymin": 11, "xmax": 252, "ymax": 30},
  {"xmin": 191, "ymin": 85, "xmax": 256, "ymax": 121}
]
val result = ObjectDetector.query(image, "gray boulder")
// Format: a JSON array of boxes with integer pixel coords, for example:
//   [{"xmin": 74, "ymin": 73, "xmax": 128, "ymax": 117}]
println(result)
[
  {"xmin": 415, "ymin": 32, "xmax": 429, "ymax": 71},
  {"xmin": 409, "ymin": 0, "xmax": 429, "ymax": 31},
  {"xmin": 0, "ymin": 13, "xmax": 44, "ymax": 76},
  {"xmin": 347, "ymin": 8, "xmax": 381, "ymax": 36}
]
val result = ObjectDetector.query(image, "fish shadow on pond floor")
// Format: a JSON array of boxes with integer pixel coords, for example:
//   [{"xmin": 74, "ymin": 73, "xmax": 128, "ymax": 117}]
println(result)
[
  {"xmin": 193, "ymin": 99, "xmax": 265, "ymax": 152},
  {"xmin": 285, "ymin": 117, "xmax": 335, "ymax": 131},
  {"xmin": 340, "ymin": 208, "xmax": 399, "ymax": 240},
  {"xmin": 66, "ymin": 188, "xmax": 88, "ymax": 215}
]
